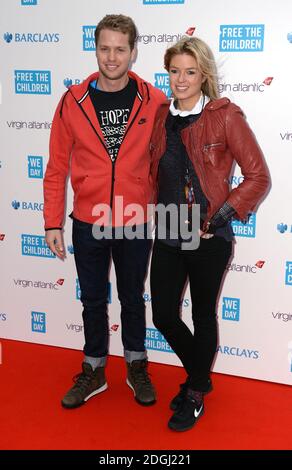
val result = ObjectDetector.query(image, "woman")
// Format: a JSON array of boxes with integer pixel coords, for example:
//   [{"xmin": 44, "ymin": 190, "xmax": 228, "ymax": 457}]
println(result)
[{"xmin": 150, "ymin": 36, "xmax": 270, "ymax": 432}]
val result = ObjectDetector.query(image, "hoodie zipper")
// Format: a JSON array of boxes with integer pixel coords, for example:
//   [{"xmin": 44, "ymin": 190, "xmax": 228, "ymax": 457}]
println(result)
[
  {"xmin": 109, "ymin": 98, "xmax": 143, "ymax": 212},
  {"xmin": 71, "ymin": 89, "xmax": 144, "ymax": 214}
]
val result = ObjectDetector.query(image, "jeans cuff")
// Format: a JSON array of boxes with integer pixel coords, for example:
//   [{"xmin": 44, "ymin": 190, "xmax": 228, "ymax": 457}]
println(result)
[
  {"xmin": 84, "ymin": 355, "xmax": 107, "ymax": 369},
  {"xmin": 124, "ymin": 350, "xmax": 147, "ymax": 363}
]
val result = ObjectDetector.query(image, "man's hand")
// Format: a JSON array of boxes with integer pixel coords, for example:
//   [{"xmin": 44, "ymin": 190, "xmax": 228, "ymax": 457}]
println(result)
[{"xmin": 45, "ymin": 229, "xmax": 66, "ymax": 259}]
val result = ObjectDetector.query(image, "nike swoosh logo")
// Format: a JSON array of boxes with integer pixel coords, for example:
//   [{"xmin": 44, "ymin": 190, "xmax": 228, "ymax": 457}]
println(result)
[{"xmin": 194, "ymin": 404, "xmax": 203, "ymax": 418}]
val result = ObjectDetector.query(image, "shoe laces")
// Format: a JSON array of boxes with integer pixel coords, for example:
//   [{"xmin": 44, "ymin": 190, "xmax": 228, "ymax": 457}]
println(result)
[
  {"xmin": 176, "ymin": 390, "xmax": 203, "ymax": 416},
  {"xmin": 131, "ymin": 363, "xmax": 152, "ymax": 386},
  {"xmin": 72, "ymin": 371, "xmax": 93, "ymax": 392}
]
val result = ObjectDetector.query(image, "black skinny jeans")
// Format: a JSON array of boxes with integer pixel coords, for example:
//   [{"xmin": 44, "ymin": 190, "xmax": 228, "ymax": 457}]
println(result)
[{"xmin": 150, "ymin": 237, "xmax": 232, "ymax": 391}]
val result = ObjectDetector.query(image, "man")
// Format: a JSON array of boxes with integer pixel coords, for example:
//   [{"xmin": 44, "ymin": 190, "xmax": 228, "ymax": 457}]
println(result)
[{"xmin": 44, "ymin": 14, "xmax": 166, "ymax": 409}]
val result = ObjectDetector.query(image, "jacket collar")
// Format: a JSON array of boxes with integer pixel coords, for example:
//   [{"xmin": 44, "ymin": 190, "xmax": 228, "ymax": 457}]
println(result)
[{"xmin": 68, "ymin": 70, "xmax": 149, "ymax": 103}]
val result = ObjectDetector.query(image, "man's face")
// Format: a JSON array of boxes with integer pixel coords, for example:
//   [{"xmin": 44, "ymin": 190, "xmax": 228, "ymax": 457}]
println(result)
[{"xmin": 96, "ymin": 29, "xmax": 135, "ymax": 82}]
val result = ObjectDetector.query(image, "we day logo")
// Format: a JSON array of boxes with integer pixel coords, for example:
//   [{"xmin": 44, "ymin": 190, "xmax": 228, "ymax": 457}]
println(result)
[
  {"xmin": 222, "ymin": 297, "xmax": 240, "ymax": 321},
  {"xmin": 28, "ymin": 156, "xmax": 43, "ymax": 178},
  {"xmin": 31, "ymin": 311, "xmax": 46, "ymax": 333},
  {"xmin": 154, "ymin": 73, "xmax": 171, "ymax": 97}
]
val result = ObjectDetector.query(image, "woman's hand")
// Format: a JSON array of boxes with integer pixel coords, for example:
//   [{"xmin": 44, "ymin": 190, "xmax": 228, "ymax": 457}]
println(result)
[{"xmin": 199, "ymin": 230, "xmax": 214, "ymax": 239}]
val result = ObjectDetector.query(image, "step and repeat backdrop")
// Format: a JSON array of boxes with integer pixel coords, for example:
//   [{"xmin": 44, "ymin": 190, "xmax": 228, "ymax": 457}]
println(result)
[{"xmin": 1, "ymin": 0, "xmax": 291, "ymax": 385}]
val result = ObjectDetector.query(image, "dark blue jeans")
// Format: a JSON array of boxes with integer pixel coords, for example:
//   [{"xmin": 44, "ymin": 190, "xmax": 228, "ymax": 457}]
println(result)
[{"xmin": 72, "ymin": 218, "xmax": 152, "ymax": 358}]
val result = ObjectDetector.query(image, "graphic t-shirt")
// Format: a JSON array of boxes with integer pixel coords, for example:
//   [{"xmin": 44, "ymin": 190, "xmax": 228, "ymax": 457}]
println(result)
[{"xmin": 89, "ymin": 78, "xmax": 137, "ymax": 162}]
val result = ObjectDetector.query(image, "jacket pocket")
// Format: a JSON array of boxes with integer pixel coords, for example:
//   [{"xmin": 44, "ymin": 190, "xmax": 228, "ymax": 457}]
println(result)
[{"xmin": 203, "ymin": 142, "xmax": 225, "ymax": 166}]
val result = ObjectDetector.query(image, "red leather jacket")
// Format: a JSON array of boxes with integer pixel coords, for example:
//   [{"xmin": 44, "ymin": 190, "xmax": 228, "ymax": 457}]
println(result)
[{"xmin": 150, "ymin": 98, "xmax": 270, "ymax": 227}]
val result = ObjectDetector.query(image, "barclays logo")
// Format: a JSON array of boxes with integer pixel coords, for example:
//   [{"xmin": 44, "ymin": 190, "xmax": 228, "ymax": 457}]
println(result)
[
  {"xmin": 287, "ymin": 32, "xmax": 292, "ymax": 44},
  {"xmin": 228, "ymin": 175, "xmax": 244, "ymax": 187},
  {"xmin": 63, "ymin": 78, "xmax": 83, "ymax": 88},
  {"xmin": 217, "ymin": 345, "xmax": 259, "ymax": 359},
  {"xmin": 277, "ymin": 223, "xmax": 292, "ymax": 234},
  {"xmin": 0, "ymin": 313, "xmax": 7, "ymax": 321},
  {"xmin": 11, "ymin": 200, "xmax": 44, "ymax": 211},
  {"xmin": 3, "ymin": 33, "xmax": 13, "ymax": 43},
  {"xmin": 4, "ymin": 32, "xmax": 59, "ymax": 43},
  {"xmin": 219, "ymin": 24, "xmax": 265, "ymax": 52},
  {"xmin": 67, "ymin": 245, "xmax": 74, "ymax": 254}
]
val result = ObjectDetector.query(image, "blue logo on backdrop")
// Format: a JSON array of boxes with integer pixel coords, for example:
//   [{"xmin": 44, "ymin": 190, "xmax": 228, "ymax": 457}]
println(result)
[
  {"xmin": 0, "ymin": 313, "xmax": 7, "ymax": 321},
  {"xmin": 277, "ymin": 223, "xmax": 292, "ymax": 234},
  {"xmin": 154, "ymin": 73, "xmax": 171, "ymax": 97},
  {"xmin": 287, "ymin": 32, "xmax": 292, "ymax": 43},
  {"xmin": 67, "ymin": 245, "xmax": 74, "ymax": 254},
  {"xmin": 4, "ymin": 32, "xmax": 59, "ymax": 43},
  {"xmin": 3, "ymin": 33, "xmax": 13, "ymax": 43},
  {"xmin": 76, "ymin": 279, "xmax": 112, "ymax": 303},
  {"xmin": 217, "ymin": 345, "xmax": 259, "ymax": 359},
  {"xmin": 219, "ymin": 24, "xmax": 264, "ymax": 52},
  {"xmin": 63, "ymin": 78, "xmax": 82, "ymax": 88},
  {"xmin": 28, "ymin": 156, "xmax": 43, "ymax": 178},
  {"xmin": 231, "ymin": 213, "xmax": 256, "ymax": 238},
  {"xmin": 21, "ymin": 0, "xmax": 38, "ymax": 5},
  {"xmin": 15, "ymin": 70, "xmax": 51, "ymax": 94},
  {"xmin": 82, "ymin": 26, "xmax": 95, "ymax": 51},
  {"xmin": 222, "ymin": 297, "xmax": 240, "ymax": 321},
  {"xmin": 31, "ymin": 311, "xmax": 46, "ymax": 333},
  {"xmin": 11, "ymin": 200, "xmax": 43, "ymax": 211},
  {"xmin": 285, "ymin": 262, "xmax": 292, "ymax": 286},
  {"xmin": 143, "ymin": 0, "xmax": 184, "ymax": 4},
  {"xmin": 145, "ymin": 328, "xmax": 174, "ymax": 352},
  {"xmin": 21, "ymin": 234, "xmax": 55, "ymax": 258}
]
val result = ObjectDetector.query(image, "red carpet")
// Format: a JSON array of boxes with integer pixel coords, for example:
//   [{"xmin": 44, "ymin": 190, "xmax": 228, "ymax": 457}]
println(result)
[{"xmin": 0, "ymin": 338, "xmax": 291, "ymax": 450}]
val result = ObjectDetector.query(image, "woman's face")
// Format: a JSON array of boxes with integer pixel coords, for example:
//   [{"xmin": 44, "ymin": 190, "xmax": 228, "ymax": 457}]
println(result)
[{"xmin": 169, "ymin": 53, "xmax": 205, "ymax": 110}]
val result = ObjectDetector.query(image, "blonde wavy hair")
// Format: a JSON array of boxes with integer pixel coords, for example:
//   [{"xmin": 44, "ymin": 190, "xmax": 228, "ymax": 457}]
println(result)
[{"xmin": 164, "ymin": 36, "xmax": 220, "ymax": 100}]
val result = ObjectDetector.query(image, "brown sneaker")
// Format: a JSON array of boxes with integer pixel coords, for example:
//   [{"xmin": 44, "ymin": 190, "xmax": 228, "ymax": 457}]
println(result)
[
  {"xmin": 126, "ymin": 359, "xmax": 156, "ymax": 406},
  {"xmin": 61, "ymin": 362, "xmax": 107, "ymax": 409}
]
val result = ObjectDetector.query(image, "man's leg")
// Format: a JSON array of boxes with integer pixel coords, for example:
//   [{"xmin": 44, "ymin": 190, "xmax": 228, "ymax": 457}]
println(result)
[
  {"xmin": 112, "ymin": 226, "xmax": 154, "ymax": 405},
  {"xmin": 61, "ymin": 218, "xmax": 110, "ymax": 408}
]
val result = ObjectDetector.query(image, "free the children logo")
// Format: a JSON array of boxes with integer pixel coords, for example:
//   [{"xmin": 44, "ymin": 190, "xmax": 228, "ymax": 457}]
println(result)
[
  {"xmin": 15, "ymin": 70, "xmax": 51, "ymax": 94},
  {"xmin": 21, "ymin": 234, "xmax": 55, "ymax": 258},
  {"xmin": 219, "ymin": 24, "xmax": 265, "ymax": 52},
  {"xmin": 231, "ymin": 213, "xmax": 256, "ymax": 238},
  {"xmin": 145, "ymin": 328, "xmax": 174, "ymax": 352}
]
